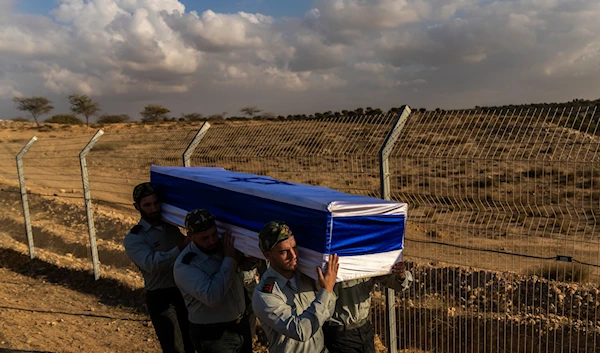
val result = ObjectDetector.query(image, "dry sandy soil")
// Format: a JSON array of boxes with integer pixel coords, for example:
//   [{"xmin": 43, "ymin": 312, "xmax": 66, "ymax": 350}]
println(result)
[
  {"xmin": 0, "ymin": 117, "xmax": 598, "ymax": 353},
  {"xmin": 0, "ymin": 252, "xmax": 159, "ymax": 353}
]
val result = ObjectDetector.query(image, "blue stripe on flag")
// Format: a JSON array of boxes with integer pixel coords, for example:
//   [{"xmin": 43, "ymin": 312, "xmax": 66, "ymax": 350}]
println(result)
[
  {"xmin": 152, "ymin": 171, "xmax": 331, "ymax": 253},
  {"xmin": 330, "ymin": 215, "xmax": 404, "ymax": 254}
]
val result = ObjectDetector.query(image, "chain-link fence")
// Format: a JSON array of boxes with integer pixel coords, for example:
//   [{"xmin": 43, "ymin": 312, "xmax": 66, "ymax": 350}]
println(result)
[
  {"xmin": 388, "ymin": 107, "xmax": 600, "ymax": 353},
  {"xmin": 0, "ymin": 130, "xmax": 27, "ymax": 256},
  {"xmin": 189, "ymin": 115, "xmax": 400, "ymax": 198},
  {"xmin": 86, "ymin": 123, "xmax": 201, "ymax": 208},
  {"xmin": 83, "ymin": 123, "xmax": 204, "ymax": 272},
  {"xmin": 1, "ymin": 106, "xmax": 599, "ymax": 353}
]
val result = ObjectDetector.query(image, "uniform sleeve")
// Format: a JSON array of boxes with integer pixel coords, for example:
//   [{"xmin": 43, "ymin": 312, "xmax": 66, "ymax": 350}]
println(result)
[
  {"xmin": 375, "ymin": 270, "xmax": 414, "ymax": 292},
  {"xmin": 174, "ymin": 257, "xmax": 237, "ymax": 307},
  {"xmin": 253, "ymin": 287, "xmax": 336, "ymax": 342},
  {"xmin": 319, "ymin": 281, "xmax": 338, "ymax": 319},
  {"xmin": 124, "ymin": 232, "xmax": 180, "ymax": 274}
]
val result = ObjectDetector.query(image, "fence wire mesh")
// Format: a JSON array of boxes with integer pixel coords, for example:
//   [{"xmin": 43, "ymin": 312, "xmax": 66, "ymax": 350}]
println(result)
[
  {"xmin": 0, "ymin": 131, "xmax": 27, "ymax": 252},
  {"xmin": 15, "ymin": 133, "xmax": 95, "ymax": 262},
  {"xmin": 86, "ymin": 123, "xmax": 200, "ymax": 209},
  {"xmin": 82, "ymin": 123, "xmax": 202, "ymax": 272},
  {"xmin": 389, "ymin": 107, "xmax": 600, "ymax": 353},
  {"xmin": 0, "ymin": 137, "xmax": 22, "ymax": 184},
  {"xmin": 190, "ymin": 114, "xmax": 399, "ymax": 198}
]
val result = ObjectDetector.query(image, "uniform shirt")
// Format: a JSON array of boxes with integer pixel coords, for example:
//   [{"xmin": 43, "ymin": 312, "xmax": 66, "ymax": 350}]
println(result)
[
  {"xmin": 173, "ymin": 241, "xmax": 246, "ymax": 325},
  {"xmin": 330, "ymin": 271, "xmax": 413, "ymax": 327},
  {"xmin": 252, "ymin": 266, "xmax": 337, "ymax": 353},
  {"xmin": 123, "ymin": 219, "xmax": 183, "ymax": 291}
]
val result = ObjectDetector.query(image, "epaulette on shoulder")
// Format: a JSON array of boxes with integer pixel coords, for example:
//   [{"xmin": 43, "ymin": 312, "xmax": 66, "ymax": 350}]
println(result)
[
  {"xmin": 130, "ymin": 225, "xmax": 143, "ymax": 234},
  {"xmin": 260, "ymin": 277, "xmax": 276, "ymax": 293},
  {"xmin": 182, "ymin": 252, "xmax": 197, "ymax": 265}
]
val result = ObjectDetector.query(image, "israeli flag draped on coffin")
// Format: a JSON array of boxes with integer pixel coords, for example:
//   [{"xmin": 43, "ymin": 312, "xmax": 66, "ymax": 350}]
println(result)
[{"xmin": 151, "ymin": 165, "xmax": 407, "ymax": 282}]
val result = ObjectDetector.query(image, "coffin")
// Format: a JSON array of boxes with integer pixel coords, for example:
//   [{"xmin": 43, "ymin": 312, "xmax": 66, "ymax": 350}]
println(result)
[{"xmin": 151, "ymin": 165, "xmax": 407, "ymax": 281}]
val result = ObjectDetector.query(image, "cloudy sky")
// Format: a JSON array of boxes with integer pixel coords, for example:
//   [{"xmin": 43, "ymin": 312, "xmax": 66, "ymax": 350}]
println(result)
[{"xmin": 1, "ymin": 0, "xmax": 599, "ymax": 120}]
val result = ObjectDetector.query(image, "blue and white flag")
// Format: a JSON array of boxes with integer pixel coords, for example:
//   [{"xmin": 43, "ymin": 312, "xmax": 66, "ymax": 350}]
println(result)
[{"xmin": 151, "ymin": 165, "xmax": 407, "ymax": 281}]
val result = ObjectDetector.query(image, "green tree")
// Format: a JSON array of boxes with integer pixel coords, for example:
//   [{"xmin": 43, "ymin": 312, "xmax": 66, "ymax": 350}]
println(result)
[
  {"xmin": 240, "ymin": 106, "xmax": 261, "ymax": 117},
  {"xmin": 46, "ymin": 114, "xmax": 83, "ymax": 125},
  {"xmin": 207, "ymin": 112, "xmax": 227, "ymax": 122},
  {"xmin": 182, "ymin": 112, "xmax": 204, "ymax": 122},
  {"xmin": 12, "ymin": 96, "xmax": 54, "ymax": 127},
  {"xmin": 68, "ymin": 94, "xmax": 101, "ymax": 126},
  {"xmin": 97, "ymin": 114, "xmax": 130, "ymax": 124},
  {"xmin": 141, "ymin": 104, "xmax": 170, "ymax": 123}
]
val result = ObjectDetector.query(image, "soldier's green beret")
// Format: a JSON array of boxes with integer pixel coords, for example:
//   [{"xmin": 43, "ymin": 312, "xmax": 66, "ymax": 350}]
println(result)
[
  {"xmin": 185, "ymin": 209, "xmax": 216, "ymax": 233},
  {"xmin": 259, "ymin": 220, "xmax": 293, "ymax": 252},
  {"xmin": 133, "ymin": 182, "xmax": 156, "ymax": 203}
]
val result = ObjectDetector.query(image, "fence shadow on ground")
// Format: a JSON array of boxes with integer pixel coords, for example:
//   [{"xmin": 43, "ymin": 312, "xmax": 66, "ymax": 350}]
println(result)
[
  {"xmin": 0, "ymin": 248, "xmax": 145, "ymax": 312},
  {"xmin": 0, "ymin": 217, "xmax": 134, "ymax": 269}
]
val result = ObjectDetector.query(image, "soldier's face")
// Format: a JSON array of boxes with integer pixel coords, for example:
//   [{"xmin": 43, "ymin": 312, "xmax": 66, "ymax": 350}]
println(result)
[
  {"xmin": 265, "ymin": 236, "xmax": 298, "ymax": 275},
  {"xmin": 137, "ymin": 194, "xmax": 161, "ymax": 221},
  {"xmin": 190, "ymin": 226, "xmax": 220, "ymax": 254}
]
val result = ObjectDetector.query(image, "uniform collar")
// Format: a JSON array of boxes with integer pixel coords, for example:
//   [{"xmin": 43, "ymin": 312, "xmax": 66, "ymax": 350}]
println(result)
[
  {"xmin": 189, "ymin": 241, "xmax": 221, "ymax": 262},
  {"xmin": 138, "ymin": 218, "xmax": 153, "ymax": 232},
  {"xmin": 265, "ymin": 266, "xmax": 298, "ymax": 291},
  {"xmin": 138, "ymin": 218, "xmax": 164, "ymax": 232}
]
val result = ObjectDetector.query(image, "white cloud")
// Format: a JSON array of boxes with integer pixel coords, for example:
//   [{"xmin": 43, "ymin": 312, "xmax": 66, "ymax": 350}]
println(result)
[
  {"xmin": 0, "ymin": 78, "xmax": 20, "ymax": 99},
  {"xmin": 313, "ymin": 0, "xmax": 421, "ymax": 29},
  {"xmin": 1, "ymin": 0, "xmax": 600, "ymax": 119},
  {"xmin": 354, "ymin": 62, "xmax": 387, "ymax": 74},
  {"xmin": 288, "ymin": 34, "xmax": 346, "ymax": 72},
  {"xmin": 305, "ymin": 8, "xmax": 320, "ymax": 20},
  {"xmin": 161, "ymin": 10, "xmax": 271, "ymax": 52}
]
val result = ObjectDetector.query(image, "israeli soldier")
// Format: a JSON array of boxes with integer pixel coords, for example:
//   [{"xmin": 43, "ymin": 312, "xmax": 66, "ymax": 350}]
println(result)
[
  {"xmin": 173, "ymin": 209, "xmax": 252, "ymax": 353},
  {"xmin": 252, "ymin": 221, "xmax": 339, "ymax": 353},
  {"xmin": 123, "ymin": 182, "xmax": 194, "ymax": 353},
  {"xmin": 324, "ymin": 263, "xmax": 413, "ymax": 353}
]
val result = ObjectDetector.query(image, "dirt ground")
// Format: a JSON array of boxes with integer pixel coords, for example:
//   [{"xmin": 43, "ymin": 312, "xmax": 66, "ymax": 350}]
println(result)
[{"xmin": 0, "ymin": 248, "xmax": 159, "ymax": 353}]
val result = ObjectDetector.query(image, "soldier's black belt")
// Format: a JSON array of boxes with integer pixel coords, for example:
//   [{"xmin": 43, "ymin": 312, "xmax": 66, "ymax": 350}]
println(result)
[
  {"xmin": 193, "ymin": 315, "xmax": 244, "ymax": 330},
  {"xmin": 325, "ymin": 317, "xmax": 369, "ymax": 332}
]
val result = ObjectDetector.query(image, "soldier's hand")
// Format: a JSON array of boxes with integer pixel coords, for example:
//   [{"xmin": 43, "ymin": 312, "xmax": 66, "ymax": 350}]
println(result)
[
  {"xmin": 178, "ymin": 236, "xmax": 191, "ymax": 252},
  {"xmin": 317, "ymin": 253, "xmax": 339, "ymax": 293},
  {"xmin": 391, "ymin": 261, "xmax": 406, "ymax": 280},
  {"xmin": 222, "ymin": 230, "xmax": 237, "ymax": 259}
]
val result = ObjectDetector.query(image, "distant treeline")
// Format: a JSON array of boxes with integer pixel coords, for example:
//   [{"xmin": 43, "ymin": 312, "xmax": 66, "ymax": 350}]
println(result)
[
  {"xmin": 11, "ymin": 93, "xmax": 600, "ymax": 126},
  {"xmin": 472, "ymin": 98, "xmax": 600, "ymax": 113}
]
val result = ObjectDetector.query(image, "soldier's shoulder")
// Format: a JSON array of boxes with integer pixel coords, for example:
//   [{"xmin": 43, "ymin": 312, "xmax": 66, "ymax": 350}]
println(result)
[
  {"xmin": 129, "ymin": 224, "xmax": 144, "ymax": 234},
  {"xmin": 254, "ymin": 277, "xmax": 286, "ymax": 309},
  {"xmin": 123, "ymin": 224, "xmax": 145, "ymax": 249},
  {"xmin": 259, "ymin": 276, "xmax": 277, "ymax": 294},
  {"xmin": 181, "ymin": 252, "xmax": 197, "ymax": 265}
]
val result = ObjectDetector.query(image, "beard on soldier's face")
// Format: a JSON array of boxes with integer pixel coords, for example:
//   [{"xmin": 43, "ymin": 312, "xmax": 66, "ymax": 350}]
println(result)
[
  {"xmin": 140, "ymin": 209, "xmax": 161, "ymax": 222},
  {"xmin": 197, "ymin": 241, "xmax": 220, "ymax": 255}
]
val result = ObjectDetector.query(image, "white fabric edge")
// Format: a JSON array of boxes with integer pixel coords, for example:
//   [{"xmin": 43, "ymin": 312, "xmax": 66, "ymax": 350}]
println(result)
[
  {"xmin": 329, "ymin": 201, "xmax": 408, "ymax": 217},
  {"xmin": 162, "ymin": 203, "xmax": 404, "ymax": 282},
  {"xmin": 151, "ymin": 165, "xmax": 407, "ymax": 216}
]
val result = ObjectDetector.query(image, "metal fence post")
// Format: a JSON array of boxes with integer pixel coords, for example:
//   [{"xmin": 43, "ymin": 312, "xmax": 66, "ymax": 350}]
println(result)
[
  {"xmin": 80, "ymin": 129, "xmax": 104, "ymax": 280},
  {"xmin": 182, "ymin": 121, "xmax": 211, "ymax": 167},
  {"xmin": 16, "ymin": 136, "xmax": 38, "ymax": 259},
  {"xmin": 378, "ymin": 105, "xmax": 411, "ymax": 353}
]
